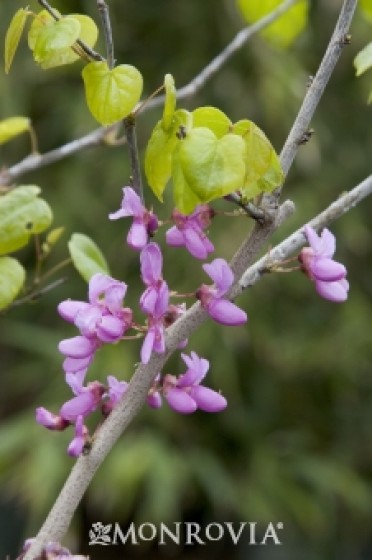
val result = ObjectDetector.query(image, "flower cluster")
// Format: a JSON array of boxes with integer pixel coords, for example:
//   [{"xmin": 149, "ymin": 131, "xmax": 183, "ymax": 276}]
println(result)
[
  {"xmin": 299, "ymin": 225, "xmax": 349, "ymax": 302},
  {"xmin": 58, "ymin": 273, "xmax": 133, "ymax": 375}
]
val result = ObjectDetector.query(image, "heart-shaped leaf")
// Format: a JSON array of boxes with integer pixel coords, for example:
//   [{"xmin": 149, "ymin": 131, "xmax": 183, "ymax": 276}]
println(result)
[
  {"xmin": 4, "ymin": 8, "xmax": 29, "ymax": 74},
  {"xmin": 0, "ymin": 117, "xmax": 30, "ymax": 145},
  {"xmin": 0, "ymin": 186, "xmax": 53, "ymax": 255},
  {"xmin": 145, "ymin": 109, "xmax": 192, "ymax": 201},
  {"xmin": 237, "ymin": 0, "xmax": 309, "ymax": 48},
  {"xmin": 33, "ymin": 16, "xmax": 81, "ymax": 65},
  {"xmin": 172, "ymin": 127, "xmax": 246, "ymax": 214},
  {"xmin": 68, "ymin": 233, "xmax": 110, "ymax": 282},
  {"xmin": 82, "ymin": 62, "xmax": 143, "ymax": 125},
  {"xmin": 0, "ymin": 257, "xmax": 26, "ymax": 310},
  {"xmin": 162, "ymin": 73, "xmax": 177, "ymax": 131},
  {"xmin": 28, "ymin": 11, "xmax": 98, "ymax": 69}
]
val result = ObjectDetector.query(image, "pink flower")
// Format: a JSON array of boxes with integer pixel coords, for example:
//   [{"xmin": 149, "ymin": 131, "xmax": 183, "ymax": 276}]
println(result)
[
  {"xmin": 166, "ymin": 205, "xmax": 214, "ymax": 259},
  {"xmin": 196, "ymin": 258, "xmax": 247, "ymax": 326},
  {"xmin": 102, "ymin": 375, "xmax": 128, "ymax": 415},
  {"xmin": 58, "ymin": 273, "xmax": 133, "ymax": 374},
  {"xmin": 163, "ymin": 352, "xmax": 227, "ymax": 414},
  {"xmin": 109, "ymin": 186, "xmax": 158, "ymax": 250},
  {"xmin": 67, "ymin": 415, "xmax": 88, "ymax": 457},
  {"xmin": 139, "ymin": 243, "xmax": 170, "ymax": 364},
  {"xmin": 299, "ymin": 225, "xmax": 349, "ymax": 302}
]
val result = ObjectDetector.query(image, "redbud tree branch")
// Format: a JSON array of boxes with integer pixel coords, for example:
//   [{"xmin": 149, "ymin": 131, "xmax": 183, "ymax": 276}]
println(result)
[
  {"xmin": 0, "ymin": 0, "xmax": 297, "ymax": 187},
  {"xmin": 23, "ymin": 0, "xmax": 359, "ymax": 557}
]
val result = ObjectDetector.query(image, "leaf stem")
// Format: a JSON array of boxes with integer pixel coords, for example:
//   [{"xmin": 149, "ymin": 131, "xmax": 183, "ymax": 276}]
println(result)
[
  {"xmin": 96, "ymin": 0, "xmax": 115, "ymax": 69},
  {"xmin": 123, "ymin": 115, "xmax": 144, "ymax": 203}
]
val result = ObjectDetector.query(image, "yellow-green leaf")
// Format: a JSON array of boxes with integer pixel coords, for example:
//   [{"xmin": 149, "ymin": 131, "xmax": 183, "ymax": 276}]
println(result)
[
  {"xmin": 233, "ymin": 119, "xmax": 283, "ymax": 198},
  {"xmin": 162, "ymin": 73, "xmax": 177, "ymax": 131},
  {"xmin": 4, "ymin": 8, "xmax": 29, "ymax": 74},
  {"xmin": 145, "ymin": 109, "xmax": 192, "ymax": 201},
  {"xmin": 0, "ymin": 117, "xmax": 30, "ymax": 145},
  {"xmin": 68, "ymin": 233, "xmax": 109, "ymax": 282},
  {"xmin": 33, "ymin": 16, "xmax": 80, "ymax": 65},
  {"xmin": 0, "ymin": 257, "xmax": 26, "ymax": 310},
  {"xmin": 82, "ymin": 62, "xmax": 143, "ymax": 125},
  {"xmin": 0, "ymin": 186, "xmax": 53, "ymax": 255},
  {"xmin": 237, "ymin": 0, "xmax": 309, "ymax": 48},
  {"xmin": 192, "ymin": 107, "xmax": 232, "ymax": 138},
  {"xmin": 172, "ymin": 128, "xmax": 246, "ymax": 214},
  {"xmin": 354, "ymin": 42, "xmax": 372, "ymax": 77},
  {"xmin": 28, "ymin": 11, "xmax": 98, "ymax": 69},
  {"xmin": 46, "ymin": 226, "xmax": 65, "ymax": 246}
]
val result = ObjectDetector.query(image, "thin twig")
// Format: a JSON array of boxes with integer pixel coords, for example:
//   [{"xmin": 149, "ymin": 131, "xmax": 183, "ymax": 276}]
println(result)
[
  {"xmin": 96, "ymin": 0, "xmax": 115, "ymax": 69},
  {"xmin": 0, "ymin": 126, "xmax": 119, "ymax": 186},
  {"xmin": 4, "ymin": 277, "xmax": 66, "ymax": 311},
  {"xmin": 123, "ymin": 115, "xmax": 144, "ymax": 202},
  {"xmin": 278, "ymin": 0, "xmax": 358, "ymax": 178},
  {"xmin": 37, "ymin": 0, "xmax": 104, "ymax": 62},
  {"xmin": 144, "ymin": 0, "xmax": 300, "ymax": 110}
]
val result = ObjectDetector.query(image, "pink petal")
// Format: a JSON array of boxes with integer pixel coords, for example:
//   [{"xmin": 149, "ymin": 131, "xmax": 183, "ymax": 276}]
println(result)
[
  {"xmin": 127, "ymin": 221, "xmax": 148, "ymax": 250},
  {"xmin": 203, "ymin": 258, "xmax": 233, "ymax": 295},
  {"xmin": 89, "ymin": 273, "xmax": 116, "ymax": 305},
  {"xmin": 141, "ymin": 329, "xmax": 155, "ymax": 364},
  {"xmin": 166, "ymin": 226, "xmax": 185, "ymax": 247},
  {"xmin": 152, "ymin": 323, "xmax": 166, "ymax": 355},
  {"xmin": 58, "ymin": 300, "xmax": 89, "ymax": 322},
  {"xmin": 178, "ymin": 352, "xmax": 209, "ymax": 387},
  {"xmin": 96, "ymin": 315, "xmax": 125, "ymax": 342},
  {"xmin": 153, "ymin": 281, "xmax": 169, "ymax": 318},
  {"xmin": 189, "ymin": 385, "xmax": 227, "ymax": 412},
  {"xmin": 74, "ymin": 306, "xmax": 102, "ymax": 337},
  {"xmin": 165, "ymin": 388, "xmax": 197, "ymax": 414},
  {"xmin": 207, "ymin": 298, "xmax": 247, "ymax": 326},
  {"xmin": 60, "ymin": 392, "xmax": 98, "ymax": 422},
  {"xmin": 122, "ymin": 186, "xmax": 144, "ymax": 216},
  {"xmin": 63, "ymin": 355, "xmax": 92, "ymax": 374},
  {"xmin": 105, "ymin": 284, "xmax": 127, "ymax": 315},
  {"xmin": 184, "ymin": 228, "xmax": 209, "ymax": 259},
  {"xmin": 65, "ymin": 370, "xmax": 87, "ymax": 395},
  {"xmin": 36, "ymin": 408, "xmax": 68, "ymax": 430},
  {"xmin": 59, "ymin": 336, "xmax": 96, "ymax": 358},
  {"xmin": 140, "ymin": 242, "xmax": 163, "ymax": 285},
  {"xmin": 311, "ymin": 257, "xmax": 346, "ymax": 282},
  {"xmin": 147, "ymin": 392, "xmax": 162, "ymax": 409},
  {"xmin": 320, "ymin": 228, "xmax": 336, "ymax": 257},
  {"xmin": 315, "ymin": 279, "xmax": 349, "ymax": 302},
  {"xmin": 140, "ymin": 286, "xmax": 158, "ymax": 315},
  {"xmin": 109, "ymin": 207, "xmax": 130, "ymax": 220}
]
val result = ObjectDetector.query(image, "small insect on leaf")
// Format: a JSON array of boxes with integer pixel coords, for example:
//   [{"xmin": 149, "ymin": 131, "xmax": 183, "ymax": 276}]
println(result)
[{"xmin": 4, "ymin": 8, "xmax": 30, "ymax": 74}]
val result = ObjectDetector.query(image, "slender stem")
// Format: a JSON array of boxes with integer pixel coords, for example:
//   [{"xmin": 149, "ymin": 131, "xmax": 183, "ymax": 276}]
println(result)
[
  {"xmin": 37, "ymin": 0, "xmax": 104, "ymax": 62},
  {"xmin": 97, "ymin": 0, "xmax": 115, "ymax": 69},
  {"xmin": 40, "ymin": 258, "xmax": 72, "ymax": 283},
  {"xmin": 4, "ymin": 277, "xmax": 66, "ymax": 311},
  {"xmin": 28, "ymin": 125, "xmax": 39, "ymax": 155},
  {"xmin": 123, "ymin": 115, "xmax": 144, "ymax": 202},
  {"xmin": 278, "ymin": 0, "xmax": 358, "ymax": 178}
]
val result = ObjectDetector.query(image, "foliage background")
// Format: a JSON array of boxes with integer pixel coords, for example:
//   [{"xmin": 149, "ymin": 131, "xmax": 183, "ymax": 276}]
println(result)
[{"xmin": 0, "ymin": 0, "xmax": 372, "ymax": 558}]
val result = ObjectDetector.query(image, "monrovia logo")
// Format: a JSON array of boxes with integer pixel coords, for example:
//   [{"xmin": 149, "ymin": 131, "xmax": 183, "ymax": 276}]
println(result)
[{"xmin": 88, "ymin": 521, "xmax": 283, "ymax": 546}]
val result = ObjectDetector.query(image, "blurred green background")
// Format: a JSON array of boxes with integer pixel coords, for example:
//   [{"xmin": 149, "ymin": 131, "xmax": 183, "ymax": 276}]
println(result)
[{"xmin": 1, "ymin": 1, "xmax": 372, "ymax": 558}]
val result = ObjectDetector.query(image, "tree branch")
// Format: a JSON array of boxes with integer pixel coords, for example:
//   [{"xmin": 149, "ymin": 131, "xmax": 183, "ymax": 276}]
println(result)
[
  {"xmin": 96, "ymin": 0, "xmax": 115, "ymax": 69},
  {"xmin": 123, "ymin": 116, "xmax": 144, "ymax": 202}
]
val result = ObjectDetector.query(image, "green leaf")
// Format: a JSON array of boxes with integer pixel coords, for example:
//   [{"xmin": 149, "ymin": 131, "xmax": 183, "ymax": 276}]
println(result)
[
  {"xmin": 233, "ymin": 119, "xmax": 283, "ymax": 199},
  {"xmin": 0, "ymin": 116, "xmax": 30, "ymax": 145},
  {"xmin": 172, "ymin": 128, "xmax": 246, "ymax": 214},
  {"xmin": 4, "ymin": 8, "xmax": 29, "ymax": 74},
  {"xmin": 360, "ymin": 0, "xmax": 372, "ymax": 22},
  {"xmin": 0, "ymin": 186, "xmax": 53, "ymax": 255},
  {"xmin": 32, "ymin": 16, "xmax": 80, "ymax": 67},
  {"xmin": 82, "ymin": 62, "xmax": 143, "ymax": 125},
  {"xmin": 0, "ymin": 257, "xmax": 26, "ymax": 310},
  {"xmin": 354, "ymin": 42, "xmax": 372, "ymax": 77},
  {"xmin": 145, "ymin": 109, "xmax": 192, "ymax": 201},
  {"xmin": 68, "ymin": 233, "xmax": 110, "ymax": 282},
  {"xmin": 28, "ymin": 11, "xmax": 98, "ymax": 69},
  {"xmin": 162, "ymin": 73, "xmax": 177, "ymax": 131},
  {"xmin": 192, "ymin": 106, "xmax": 232, "ymax": 138},
  {"xmin": 237, "ymin": 0, "xmax": 309, "ymax": 48}
]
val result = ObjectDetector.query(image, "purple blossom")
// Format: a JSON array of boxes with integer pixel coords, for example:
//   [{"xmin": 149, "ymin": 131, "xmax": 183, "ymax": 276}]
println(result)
[
  {"xmin": 109, "ymin": 186, "xmax": 158, "ymax": 250},
  {"xmin": 299, "ymin": 225, "xmax": 349, "ymax": 302},
  {"xmin": 139, "ymin": 243, "xmax": 170, "ymax": 364},
  {"xmin": 58, "ymin": 273, "xmax": 133, "ymax": 374},
  {"xmin": 163, "ymin": 352, "xmax": 227, "ymax": 414},
  {"xmin": 166, "ymin": 205, "xmax": 215, "ymax": 259},
  {"xmin": 67, "ymin": 415, "xmax": 87, "ymax": 457},
  {"xmin": 102, "ymin": 375, "xmax": 128, "ymax": 415},
  {"xmin": 196, "ymin": 258, "xmax": 247, "ymax": 326}
]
